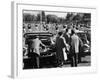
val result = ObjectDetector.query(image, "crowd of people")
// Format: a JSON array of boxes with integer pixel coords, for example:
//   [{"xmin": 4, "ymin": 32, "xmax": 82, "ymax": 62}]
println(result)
[
  {"xmin": 23, "ymin": 22, "xmax": 87, "ymax": 34},
  {"xmin": 23, "ymin": 22, "xmax": 90, "ymax": 68},
  {"xmin": 53, "ymin": 28, "xmax": 83, "ymax": 67}
]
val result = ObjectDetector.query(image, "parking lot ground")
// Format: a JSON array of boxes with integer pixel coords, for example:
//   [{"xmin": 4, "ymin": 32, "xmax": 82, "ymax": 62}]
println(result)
[
  {"xmin": 23, "ymin": 55, "xmax": 91, "ymax": 69},
  {"xmin": 62, "ymin": 55, "xmax": 91, "ymax": 67}
]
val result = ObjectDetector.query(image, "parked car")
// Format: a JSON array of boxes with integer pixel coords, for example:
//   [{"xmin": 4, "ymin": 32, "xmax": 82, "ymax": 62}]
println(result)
[
  {"xmin": 77, "ymin": 31, "xmax": 91, "ymax": 55},
  {"xmin": 23, "ymin": 32, "xmax": 57, "ymax": 69}
]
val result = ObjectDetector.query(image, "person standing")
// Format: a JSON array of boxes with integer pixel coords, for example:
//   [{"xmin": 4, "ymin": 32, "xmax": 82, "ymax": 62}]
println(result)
[
  {"xmin": 28, "ymin": 24, "xmax": 32, "ymax": 32},
  {"xmin": 55, "ymin": 32, "xmax": 69, "ymax": 67},
  {"xmin": 30, "ymin": 36, "xmax": 46, "ymax": 68},
  {"xmin": 70, "ymin": 30, "xmax": 80, "ymax": 67},
  {"xmin": 63, "ymin": 29, "xmax": 71, "ymax": 61}
]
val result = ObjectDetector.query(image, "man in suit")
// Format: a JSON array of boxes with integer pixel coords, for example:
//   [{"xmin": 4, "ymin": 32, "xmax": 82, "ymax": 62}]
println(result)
[
  {"xmin": 63, "ymin": 29, "xmax": 71, "ymax": 44},
  {"xmin": 55, "ymin": 32, "xmax": 69, "ymax": 67},
  {"xmin": 63, "ymin": 29, "xmax": 71, "ymax": 62},
  {"xmin": 70, "ymin": 30, "xmax": 80, "ymax": 67}
]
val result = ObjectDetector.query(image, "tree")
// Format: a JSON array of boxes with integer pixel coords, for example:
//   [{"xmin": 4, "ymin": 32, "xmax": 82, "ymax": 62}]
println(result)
[
  {"xmin": 41, "ymin": 11, "xmax": 46, "ymax": 22},
  {"xmin": 72, "ymin": 13, "xmax": 82, "ymax": 21},
  {"xmin": 82, "ymin": 13, "xmax": 91, "ymax": 26},
  {"xmin": 36, "ymin": 13, "xmax": 41, "ymax": 21},
  {"xmin": 82, "ymin": 13, "xmax": 91, "ymax": 21},
  {"xmin": 23, "ymin": 14, "xmax": 31, "ymax": 22},
  {"xmin": 46, "ymin": 14, "xmax": 58, "ymax": 23},
  {"xmin": 23, "ymin": 13, "xmax": 36, "ymax": 22},
  {"xmin": 65, "ymin": 12, "xmax": 74, "ymax": 23},
  {"xmin": 58, "ymin": 18, "xmax": 65, "ymax": 24}
]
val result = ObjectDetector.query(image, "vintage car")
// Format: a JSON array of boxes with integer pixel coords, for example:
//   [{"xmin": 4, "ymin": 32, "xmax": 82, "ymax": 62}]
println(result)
[
  {"xmin": 23, "ymin": 31, "xmax": 57, "ymax": 69},
  {"xmin": 23, "ymin": 30, "xmax": 91, "ymax": 69},
  {"xmin": 77, "ymin": 31, "xmax": 91, "ymax": 55}
]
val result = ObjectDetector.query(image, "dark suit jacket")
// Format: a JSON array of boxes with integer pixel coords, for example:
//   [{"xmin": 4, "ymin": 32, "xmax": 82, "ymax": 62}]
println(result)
[
  {"xmin": 63, "ymin": 33, "xmax": 71, "ymax": 45},
  {"xmin": 55, "ymin": 37, "xmax": 65, "ymax": 61}
]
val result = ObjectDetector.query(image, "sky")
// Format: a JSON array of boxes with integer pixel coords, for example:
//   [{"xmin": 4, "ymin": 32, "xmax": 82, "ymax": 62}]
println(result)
[
  {"xmin": 23, "ymin": 10, "xmax": 41, "ymax": 16},
  {"xmin": 23, "ymin": 10, "xmax": 67, "ymax": 18},
  {"xmin": 45, "ymin": 11, "xmax": 67, "ymax": 18}
]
